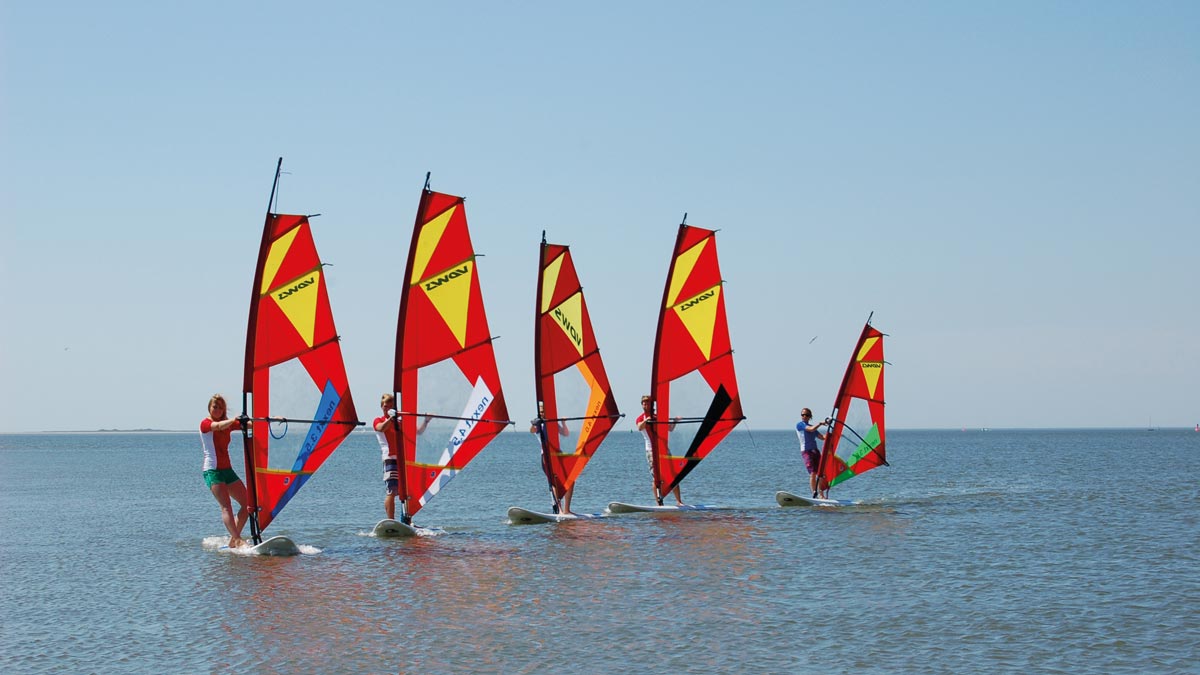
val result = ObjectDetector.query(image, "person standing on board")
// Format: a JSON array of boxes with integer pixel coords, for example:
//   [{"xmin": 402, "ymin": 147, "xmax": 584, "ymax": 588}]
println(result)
[
  {"xmin": 637, "ymin": 395, "xmax": 680, "ymax": 505},
  {"xmin": 374, "ymin": 393, "xmax": 430, "ymax": 520},
  {"xmin": 199, "ymin": 394, "xmax": 251, "ymax": 548},
  {"xmin": 529, "ymin": 418, "xmax": 572, "ymax": 513},
  {"xmin": 797, "ymin": 407, "xmax": 830, "ymax": 498}
]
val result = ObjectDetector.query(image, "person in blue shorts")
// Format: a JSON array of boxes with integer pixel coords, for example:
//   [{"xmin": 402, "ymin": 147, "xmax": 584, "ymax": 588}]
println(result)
[
  {"xmin": 373, "ymin": 394, "xmax": 430, "ymax": 520},
  {"xmin": 796, "ymin": 408, "xmax": 830, "ymax": 498}
]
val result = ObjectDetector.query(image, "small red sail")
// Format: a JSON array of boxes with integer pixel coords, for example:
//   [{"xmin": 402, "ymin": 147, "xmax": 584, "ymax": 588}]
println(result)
[
  {"xmin": 819, "ymin": 320, "xmax": 887, "ymax": 490},
  {"xmin": 533, "ymin": 235, "xmax": 620, "ymax": 509},
  {"xmin": 649, "ymin": 223, "xmax": 744, "ymax": 501},
  {"xmin": 241, "ymin": 160, "xmax": 359, "ymax": 539},
  {"xmin": 393, "ymin": 179, "xmax": 510, "ymax": 521}
]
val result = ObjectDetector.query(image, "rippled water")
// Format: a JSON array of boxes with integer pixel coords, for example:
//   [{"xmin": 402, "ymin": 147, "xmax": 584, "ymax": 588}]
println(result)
[{"xmin": 1, "ymin": 428, "xmax": 1196, "ymax": 674}]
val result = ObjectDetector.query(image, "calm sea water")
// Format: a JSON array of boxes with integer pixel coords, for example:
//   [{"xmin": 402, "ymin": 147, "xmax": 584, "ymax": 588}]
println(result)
[{"xmin": 1, "ymin": 428, "xmax": 1196, "ymax": 674}]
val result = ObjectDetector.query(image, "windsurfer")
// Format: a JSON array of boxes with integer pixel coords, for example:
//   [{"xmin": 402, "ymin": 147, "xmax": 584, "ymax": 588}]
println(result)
[
  {"xmin": 374, "ymin": 393, "xmax": 431, "ymax": 520},
  {"xmin": 637, "ymin": 395, "xmax": 681, "ymax": 505},
  {"xmin": 530, "ymin": 419, "xmax": 572, "ymax": 513},
  {"xmin": 200, "ymin": 394, "xmax": 251, "ymax": 548},
  {"xmin": 796, "ymin": 408, "xmax": 830, "ymax": 498}
]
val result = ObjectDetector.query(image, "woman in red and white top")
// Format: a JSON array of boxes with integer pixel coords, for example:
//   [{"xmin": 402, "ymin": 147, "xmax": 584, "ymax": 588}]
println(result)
[
  {"xmin": 199, "ymin": 394, "xmax": 251, "ymax": 548},
  {"xmin": 636, "ymin": 395, "xmax": 680, "ymax": 505}
]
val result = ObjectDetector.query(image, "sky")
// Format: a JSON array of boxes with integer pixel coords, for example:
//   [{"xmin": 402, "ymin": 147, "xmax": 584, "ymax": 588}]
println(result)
[{"xmin": 1, "ymin": 2, "xmax": 1197, "ymax": 433}]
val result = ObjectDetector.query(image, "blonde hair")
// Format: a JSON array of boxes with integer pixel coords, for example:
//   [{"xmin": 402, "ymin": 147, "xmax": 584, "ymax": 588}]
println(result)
[
  {"xmin": 381, "ymin": 393, "xmax": 396, "ymax": 406},
  {"xmin": 208, "ymin": 394, "xmax": 229, "ymax": 421}
]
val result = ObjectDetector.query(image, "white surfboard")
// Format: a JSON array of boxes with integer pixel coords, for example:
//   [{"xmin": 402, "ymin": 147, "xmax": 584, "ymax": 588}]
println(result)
[
  {"xmin": 248, "ymin": 535, "xmax": 301, "ymax": 556},
  {"xmin": 371, "ymin": 519, "xmax": 420, "ymax": 538},
  {"xmin": 506, "ymin": 506, "xmax": 605, "ymax": 525},
  {"xmin": 218, "ymin": 535, "xmax": 301, "ymax": 556},
  {"xmin": 775, "ymin": 490, "xmax": 857, "ymax": 508},
  {"xmin": 605, "ymin": 501, "xmax": 725, "ymax": 514}
]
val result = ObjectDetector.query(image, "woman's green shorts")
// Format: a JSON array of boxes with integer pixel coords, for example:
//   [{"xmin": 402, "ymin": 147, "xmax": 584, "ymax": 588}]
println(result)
[{"xmin": 203, "ymin": 468, "xmax": 240, "ymax": 488}]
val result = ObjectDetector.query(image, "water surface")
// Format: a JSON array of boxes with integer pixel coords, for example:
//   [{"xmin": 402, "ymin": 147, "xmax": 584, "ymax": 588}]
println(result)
[{"xmin": 1, "ymin": 429, "xmax": 1196, "ymax": 674}]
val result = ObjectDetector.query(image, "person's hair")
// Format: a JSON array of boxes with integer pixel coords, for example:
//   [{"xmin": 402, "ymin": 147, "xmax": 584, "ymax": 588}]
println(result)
[
  {"xmin": 641, "ymin": 395, "xmax": 652, "ymax": 403},
  {"xmin": 801, "ymin": 407, "xmax": 812, "ymax": 417},
  {"xmin": 209, "ymin": 394, "xmax": 228, "ymax": 421},
  {"xmin": 381, "ymin": 393, "xmax": 396, "ymax": 406}
]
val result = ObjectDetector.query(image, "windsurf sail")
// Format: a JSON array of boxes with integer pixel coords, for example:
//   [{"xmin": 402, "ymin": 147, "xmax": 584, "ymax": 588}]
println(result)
[
  {"xmin": 648, "ymin": 220, "xmax": 744, "ymax": 503},
  {"xmin": 240, "ymin": 158, "xmax": 361, "ymax": 544},
  {"xmin": 392, "ymin": 175, "xmax": 512, "ymax": 523},
  {"xmin": 818, "ymin": 316, "xmax": 888, "ymax": 491},
  {"xmin": 533, "ymin": 232, "xmax": 621, "ymax": 512}
]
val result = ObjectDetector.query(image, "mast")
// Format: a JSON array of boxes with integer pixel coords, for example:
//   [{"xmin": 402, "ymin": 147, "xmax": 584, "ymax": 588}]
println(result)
[
  {"xmin": 648, "ymin": 218, "xmax": 689, "ymax": 504},
  {"xmin": 533, "ymin": 231, "xmax": 561, "ymax": 512},
  {"xmin": 239, "ymin": 157, "xmax": 283, "ymax": 545},
  {"xmin": 391, "ymin": 172, "xmax": 432, "ymax": 524}
]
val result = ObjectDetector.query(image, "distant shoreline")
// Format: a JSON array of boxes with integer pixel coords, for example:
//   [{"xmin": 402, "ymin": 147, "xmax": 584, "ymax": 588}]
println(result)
[
  {"xmin": 1, "ymin": 426, "xmax": 1195, "ymax": 435},
  {"xmin": 26, "ymin": 429, "xmax": 192, "ymax": 434}
]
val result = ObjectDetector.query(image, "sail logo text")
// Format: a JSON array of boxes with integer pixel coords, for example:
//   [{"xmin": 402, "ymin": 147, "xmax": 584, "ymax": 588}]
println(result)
[
  {"xmin": 861, "ymin": 362, "xmax": 883, "ymax": 369},
  {"xmin": 447, "ymin": 395, "xmax": 491, "ymax": 453},
  {"xmin": 424, "ymin": 266, "xmax": 469, "ymax": 291},
  {"xmin": 553, "ymin": 308, "xmax": 583, "ymax": 347},
  {"xmin": 303, "ymin": 397, "xmax": 339, "ymax": 449},
  {"xmin": 277, "ymin": 277, "xmax": 316, "ymax": 301},
  {"xmin": 294, "ymin": 392, "xmax": 340, "ymax": 474},
  {"xmin": 679, "ymin": 290, "xmax": 716, "ymax": 311}
]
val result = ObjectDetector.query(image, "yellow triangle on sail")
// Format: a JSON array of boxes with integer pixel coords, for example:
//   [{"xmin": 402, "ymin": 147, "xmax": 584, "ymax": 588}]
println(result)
[
  {"xmin": 856, "ymin": 336, "xmax": 879, "ymax": 363},
  {"xmin": 541, "ymin": 251, "xmax": 565, "ymax": 314},
  {"xmin": 857, "ymin": 336, "xmax": 882, "ymax": 398},
  {"xmin": 666, "ymin": 238, "xmax": 708, "ymax": 306},
  {"xmin": 551, "ymin": 292, "xmax": 585, "ymax": 358},
  {"xmin": 261, "ymin": 225, "xmax": 301, "ymax": 295},
  {"xmin": 270, "ymin": 269, "xmax": 322, "ymax": 348},
  {"xmin": 673, "ymin": 285, "xmax": 721, "ymax": 361},
  {"xmin": 420, "ymin": 260, "xmax": 474, "ymax": 348},
  {"xmin": 411, "ymin": 206, "xmax": 456, "ymax": 284}
]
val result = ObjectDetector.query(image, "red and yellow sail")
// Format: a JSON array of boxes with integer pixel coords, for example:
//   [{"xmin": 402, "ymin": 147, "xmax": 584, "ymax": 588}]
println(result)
[
  {"xmin": 819, "ymin": 320, "xmax": 887, "ymax": 490},
  {"xmin": 393, "ymin": 181, "xmax": 510, "ymax": 520},
  {"xmin": 242, "ymin": 162, "xmax": 358, "ymax": 538},
  {"xmin": 649, "ymin": 223, "xmax": 743, "ymax": 500},
  {"xmin": 534, "ymin": 236, "xmax": 620, "ymax": 508}
]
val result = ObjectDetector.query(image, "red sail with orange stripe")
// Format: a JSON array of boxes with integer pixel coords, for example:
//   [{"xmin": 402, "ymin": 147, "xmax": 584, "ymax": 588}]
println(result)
[
  {"xmin": 818, "ymin": 319, "xmax": 888, "ymax": 491},
  {"xmin": 648, "ymin": 223, "xmax": 744, "ymax": 501},
  {"xmin": 392, "ymin": 180, "xmax": 511, "ymax": 521},
  {"xmin": 533, "ymin": 235, "xmax": 620, "ymax": 510},
  {"xmin": 241, "ymin": 159, "xmax": 359, "ymax": 541}
]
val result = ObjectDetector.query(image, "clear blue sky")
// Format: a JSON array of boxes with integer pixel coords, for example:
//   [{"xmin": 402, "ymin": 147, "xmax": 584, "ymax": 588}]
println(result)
[{"xmin": 2, "ymin": 2, "xmax": 1197, "ymax": 432}]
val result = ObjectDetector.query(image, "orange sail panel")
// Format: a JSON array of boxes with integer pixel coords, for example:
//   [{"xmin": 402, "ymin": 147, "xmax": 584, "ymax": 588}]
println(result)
[
  {"xmin": 242, "ymin": 208, "xmax": 359, "ymax": 535},
  {"xmin": 819, "ymin": 321, "xmax": 887, "ymax": 490},
  {"xmin": 393, "ymin": 185, "xmax": 510, "ymax": 520},
  {"xmin": 534, "ymin": 238, "xmax": 620, "ymax": 504},
  {"xmin": 649, "ymin": 224, "xmax": 743, "ymax": 500}
]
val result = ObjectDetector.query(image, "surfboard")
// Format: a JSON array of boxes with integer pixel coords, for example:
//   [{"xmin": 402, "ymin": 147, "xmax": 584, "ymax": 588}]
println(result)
[
  {"xmin": 506, "ymin": 506, "xmax": 605, "ymax": 525},
  {"xmin": 248, "ymin": 535, "xmax": 301, "ymax": 556},
  {"xmin": 371, "ymin": 519, "xmax": 419, "ymax": 538},
  {"xmin": 775, "ymin": 491, "xmax": 857, "ymax": 508},
  {"xmin": 605, "ymin": 501, "xmax": 725, "ymax": 514}
]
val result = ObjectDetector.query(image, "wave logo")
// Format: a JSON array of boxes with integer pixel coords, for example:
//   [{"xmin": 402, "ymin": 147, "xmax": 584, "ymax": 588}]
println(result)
[
  {"xmin": 424, "ymin": 265, "xmax": 469, "ymax": 291},
  {"xmin": 277, "ymin": 276, "xmax": 316, "ymax": 300},
  {"xmin": 678, "ymin": 289, "xmax": 715, "ymax": 311}
]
